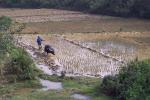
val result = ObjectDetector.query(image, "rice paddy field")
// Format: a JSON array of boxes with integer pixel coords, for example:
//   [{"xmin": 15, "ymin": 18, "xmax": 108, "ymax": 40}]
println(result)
[
  {"xmin": 1, "ymin": 8, "xmax": 150, "ymax": 77},
  {"xmin": 18, "ymin": 32, "xmax": 150, "ymax": 77}
]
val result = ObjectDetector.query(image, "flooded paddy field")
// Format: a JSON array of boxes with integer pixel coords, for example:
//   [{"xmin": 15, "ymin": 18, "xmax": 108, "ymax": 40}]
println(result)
[
  {"xmin": 18, "ymin": 34, "xmax": 120, "ymax": 77},
  {"xmin": 17, "ymin": 32, "xmax": 150, "ymax": 77},
  {"xmin": 64, "ymin": 32, "xmax": 150, "ymax": 60},
  {"xmin": 79, "ymin": 40, "xmax": 136, "ymax": 61}
]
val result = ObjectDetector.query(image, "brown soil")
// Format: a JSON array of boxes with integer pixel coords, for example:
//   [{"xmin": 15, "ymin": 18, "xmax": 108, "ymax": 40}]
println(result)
[
  {"xmin": 0, "ymin": 8, "xmax": 150, "ymax": 33},
  {"xmin": 23, "ymin": 19, "xmax": 150, "ymax": 34},
  {"xmin": 14, "ymin": 88, "xmax": 33, "ymax": 95}
]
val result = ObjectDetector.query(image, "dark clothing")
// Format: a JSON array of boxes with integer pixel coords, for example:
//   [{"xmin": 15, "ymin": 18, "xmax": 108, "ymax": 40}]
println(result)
[
  {"xmin": 44, "ymin": 45, "xmax": 55, "ymax": 55},
  {"xmin": 37, "ymin": 36, "xmax": 43, "ymax": 45}
]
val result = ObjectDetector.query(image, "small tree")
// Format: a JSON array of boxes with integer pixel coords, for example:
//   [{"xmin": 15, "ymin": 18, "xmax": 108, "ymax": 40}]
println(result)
[
  {"xmin": 101, "ymin": 59, "xmax": 150, "ymax": 100},
  {"xmin": 4, "ymin": 47, "xmax": 39, "ymax": 80}
]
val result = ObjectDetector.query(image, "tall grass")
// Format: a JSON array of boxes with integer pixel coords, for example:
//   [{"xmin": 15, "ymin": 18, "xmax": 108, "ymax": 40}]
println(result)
[{"xmin": 4, "ymin": 47, "xmax": 40, "ymax": 81}]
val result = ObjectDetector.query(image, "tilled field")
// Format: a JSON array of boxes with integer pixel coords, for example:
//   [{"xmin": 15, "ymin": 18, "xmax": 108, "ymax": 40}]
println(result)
[
  {"xmin": 0, "ymin": 8, "xmax": 150, "ymax": 33},
  {"xmin": 17, "ymin": 34, "xmax": 140, "ymax": 77},
  {"xmin": 0, "ymin": 8, "xmax": 97, "ymax": 22},
  {"xmin": 16, "ymin": 32, "xmax": 150, "ymax": 77}
]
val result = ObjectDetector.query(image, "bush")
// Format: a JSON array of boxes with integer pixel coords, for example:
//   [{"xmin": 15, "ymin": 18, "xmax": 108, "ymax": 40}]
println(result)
[
  {"xmin": 100, "ymin": 59, "xmax": 150, "ymax": 100},
  {"xmin": 0, "ymin": 16, "xmax": 13, "ymax": 54},
  {"xmin": 4, "ymin": 47, "xmax": 40, "ymax": 80},
  {"xmin": 100, "ymin": 76, "xmax": 119, "ymax": 96},
  {"xmin": 0, "ymin": 16, "xmax": 12, "ymax": 32},
  {"xmin": 0, "ymin": 16, "xmax": 40, "ymax": 81},
  {"xmin": 0, "ymin": 16, "xmax": 13, "ymax": 70}
]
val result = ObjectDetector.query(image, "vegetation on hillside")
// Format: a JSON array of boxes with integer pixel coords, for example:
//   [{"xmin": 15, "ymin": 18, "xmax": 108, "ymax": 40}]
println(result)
[
  {"xmin": 100, "ymin": 59, "xmax": 150, "ymax": 100},
  {"xmin": 0, "ymin": 16, "xmax": 12, "ymax": 31},
  {"xmin": 0, "ymin": 13, "xmax": 150, "ymax": 100},
  {"xmin": 0, "ymin": 16, "xmax": 40, "ymax": 82},
  {"xmin": 0, "ymin": 0, "xmax": 150, "ymax": 18}
]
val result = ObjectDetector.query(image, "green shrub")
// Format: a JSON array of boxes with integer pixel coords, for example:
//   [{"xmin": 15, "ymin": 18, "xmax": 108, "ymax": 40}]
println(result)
[
  {"xmin": 0, "ymin": 16, "xmax": 13, "ymax": 73},
  {"xmin": 4, "ymin": 47, "xmax": 40, "ymax": 80},
  {"xmin": 0, "ymin": 16, "xmax": 12, "ymax": 31},
  {"xmin": 100, "ymin": 59, "xmax": 150, "ymax": 100},
  {"xmin": 0, "ymin": 16, "xmax": 40, "ymax": 81},
  {"xmin": 0, "ymin": 16, "xmax": 13, "ymax": 53},
  {"xmin": 100, "ymin": 76, "xmax": 119, "ymax": 97}
]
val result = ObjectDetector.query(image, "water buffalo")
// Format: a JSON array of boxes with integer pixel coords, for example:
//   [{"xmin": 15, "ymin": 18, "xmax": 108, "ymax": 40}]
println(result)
[{"xmin": 44, "ymin": 45, "xmax": 55, "ymax": 55}]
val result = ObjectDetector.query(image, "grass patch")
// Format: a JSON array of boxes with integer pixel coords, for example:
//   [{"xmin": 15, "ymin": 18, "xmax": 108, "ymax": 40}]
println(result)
[
  {"xmin": 1, "ymin": 74, "xmax": 112, "ymax": 100},
  {"xmin": 0, "ymin": 79, "xmax": 42, "ymax": 100},
  {"xmin": 10, "ymin": 90, "xmax": 112, "ymax": 100},
  {"xmin": 39, "ymin": 74, "xmax": 112, "ymax": 100},
  {"xmin": 10, "ymin": 90, "xmax": 75, "ymax": 100}
]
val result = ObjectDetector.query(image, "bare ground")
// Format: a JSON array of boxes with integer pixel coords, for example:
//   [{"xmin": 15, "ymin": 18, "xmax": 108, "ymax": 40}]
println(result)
[{"xmin": 0, "ymin": 8, "xmax": 150, "ymax": 33}]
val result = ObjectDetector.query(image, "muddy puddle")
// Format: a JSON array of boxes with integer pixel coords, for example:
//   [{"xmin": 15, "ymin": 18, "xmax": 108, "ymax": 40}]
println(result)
[
  {"xmin": 71, "ymin": 94, "xmax": 90, "ymax": 100},
  {"xmin": 39, "ymin": 78, "xmax": 63, "ymax": 91},
  {"xmin": 36, "ymin": 64, "xmax": 53, "ymax": 75}
]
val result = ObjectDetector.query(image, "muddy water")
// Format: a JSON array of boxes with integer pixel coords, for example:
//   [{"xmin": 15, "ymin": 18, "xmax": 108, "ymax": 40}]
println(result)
[
  {"xmin": 71, "ymin": 94, "xmax": 90, "ymax": 100},
  {"xmin": 39, "ymin": 78, "xmax": 63, "ymax": 91},
  {"xmin": 36, "ymin": 64, "xmax": 53, "ymax": 75}
]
